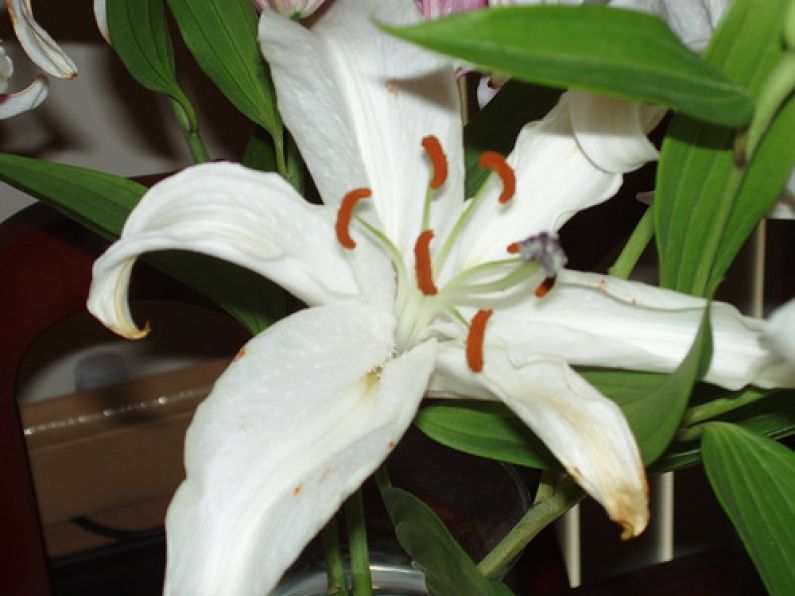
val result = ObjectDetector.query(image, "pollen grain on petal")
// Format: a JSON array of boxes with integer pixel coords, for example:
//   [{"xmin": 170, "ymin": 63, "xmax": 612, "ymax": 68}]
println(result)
[
  {"xmin": 479, "ymin": 150, "xmax": 515, "ymax": 204},
  {"xmin": 421, "ymin": 135, "xmax": 448, "ymax": 190},
  {"xmin": 506, "ymin": 242, "xmax": 520, "ymax": 254},
  {"xmin": 466, "ymin": 309, "xmax": 493, "ymax": 373},
  {"xmin": 414, "ymin": 229, "xmax": 438, "ymax": 296},
  {"xmin": 335, "ymin": 188, "xmax": 371, "ymax": 249}
]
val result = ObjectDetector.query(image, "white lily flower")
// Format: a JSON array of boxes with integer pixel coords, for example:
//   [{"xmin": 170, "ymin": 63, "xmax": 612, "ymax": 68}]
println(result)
[
  {"xmin": 86, "ymin": 0, "xmax": 793, "ymax": 593},
  {"xmin": 0, "ymin": 42, "xmax": 47, "ymax": 118},
  {"xmin": 4, "ymin": 0, "xmax": 78, "ymax": 78}
]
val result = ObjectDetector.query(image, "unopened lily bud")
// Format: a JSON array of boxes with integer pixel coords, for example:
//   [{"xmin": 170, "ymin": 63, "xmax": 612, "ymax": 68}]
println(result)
[
  {"xmin": 414, "ymin": 0, "xmax": 488, "ymax": 19},
  {"xmin": 256, "ymin": 0, "xmax": 326, "ymax": 19}
]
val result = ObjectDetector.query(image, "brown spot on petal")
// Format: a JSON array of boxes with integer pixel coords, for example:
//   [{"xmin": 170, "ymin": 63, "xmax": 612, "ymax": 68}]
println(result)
[
  {"xmin": 596, "ymin": 279, "xmax": 608, "ymax": 292},
  {"xmin": 320, "ymin": 468, "xmax": 334, "ymax": 482},
  {"xmin": 386, "ymin": 79, "xmax": 398, "ymax": 95},
  {"xmin": 387, "ymin": 441, "xmax": 396, "ymax": 450},
  {"xmin": 234, "ymin": 346, "xmax": 247, "ymax": 361},
  {"xmin": 293, "ymin": 484, "xmax": 303, "ymax": 496}
]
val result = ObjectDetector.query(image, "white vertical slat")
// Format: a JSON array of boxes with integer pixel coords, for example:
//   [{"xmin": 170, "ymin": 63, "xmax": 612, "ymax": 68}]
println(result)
[
  {"xmin": 653, "ymin": 474, "xmax": 675, "ymax": 562},
  {"xmin": 751, "ymin": 221, "xmax": 767, "ymax": 318},
  {"xmin": 559, "ymin": 505, "xmax": 582, "ymax": 587}
]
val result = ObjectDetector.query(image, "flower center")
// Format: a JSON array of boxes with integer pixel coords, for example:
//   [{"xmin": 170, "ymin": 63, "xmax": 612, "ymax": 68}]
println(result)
[{"xmin": 333, "ymin": 135, "xmax": 566, "ymax": 373}]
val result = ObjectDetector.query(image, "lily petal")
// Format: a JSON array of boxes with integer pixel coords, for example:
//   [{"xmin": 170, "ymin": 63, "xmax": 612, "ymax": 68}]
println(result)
[
  {"xmin": 454, "ymin": 94, "xmax": 621, "ymax": 269},
  {"xmin": 164, "ymin": 303, "xmax": 436, "ymax": 596},
  {"xmin": 455, "ymin": 270, "xmax": 795, "ymax": 390},
  {"xmin": 6, "ymin": 0, "xmax": 78, "ymax": 79},
  {"xmin": 0, "ymin": 74, "xmax": 46, "ymax": 118},
  {"xmin": 568, "ymin": 90, "xmax": 663, "ymax": 174},
  {"xmin": 431, "ymin": 345, "xmax": 648, "ymax": 538},
  {"xmin": 259, "ymin": 0, "xmax": 465, "ymax": 256},
  {"xmin": 765, "ymin": 298, "xmax": 795, "ymax": 367},
  {"xmin": 88, "ymin": 162, "xmax": 394, "ymax": 338},
  {"xmin": 94, "ymin": 0, "xmax": 110, "ymax": 44}
]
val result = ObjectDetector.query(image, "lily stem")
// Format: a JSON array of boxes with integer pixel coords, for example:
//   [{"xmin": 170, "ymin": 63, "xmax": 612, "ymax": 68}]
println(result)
[
  {"xmin": 345, "ymin": 489, "xmax": 373, "ymax": 596},
  {"xmin": 168, "ymin": 98, "xmax": 209, "ymax": 164},
  {"xmin": 608, "ymin": 207, "xmax": 654, "ymax": 280},
  {"xmin": 477, "ymin": 476, "xmax": 583, "ymax": 578},
  {"xmin": 322, "ymin": 516, "xmax": 350, "ymax": 595}
]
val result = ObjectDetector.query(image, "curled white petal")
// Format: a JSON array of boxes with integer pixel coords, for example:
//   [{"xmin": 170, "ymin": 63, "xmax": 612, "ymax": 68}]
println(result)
[
  {"xmin": 432, "ymin": 345, "xmax": 648, "ymax": 538},
  {"xmin": 94, "ymin": 0, "xmax": 110, "ymax": 44},
  {"xmin": 0, "ymin": 74, "xmax": 47, "ymax": 118},
  {"xmin": 454, "ymin": 94, "xmax": 621, "ymax": 270},
  {"xmin": 164, "ymin": 303, "xmax": 436, "ymax": 596},
  {"xmin": 568, "ymin": 90, "xmax": 664, "ymax": 174},
  {"xmin": 765, "ymin": 299, "xmax": 795, "ymax": 367},
  {"xmin": 474, "ymin": 270, "xmax": 795, "ymax": 390},
  {"xmin": 260, "ymin": 0, "xmax": 464, "ymax": 256},
  {"xmin": 6, "ymin": 0, "xmax": 78, "ymax": 78},
  {"xmin": 87, "ymin": 163, "xmax": 393, "ymax": 339}
]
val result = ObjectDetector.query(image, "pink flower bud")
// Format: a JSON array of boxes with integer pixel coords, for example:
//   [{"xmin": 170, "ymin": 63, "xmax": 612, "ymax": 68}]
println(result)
[{"xmin": 414, "ymin": 0, "xmax": 488, "ymax": 19}]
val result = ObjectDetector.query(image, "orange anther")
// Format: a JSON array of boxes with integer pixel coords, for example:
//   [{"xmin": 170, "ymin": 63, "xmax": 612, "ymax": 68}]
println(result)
[
  {"xmin": 535, "ymin": 276, "xmax": 557, "ymax": 298},
  {"xmin": 479, "ymin": 150, "xmax": 515, "ymax": 204},
  {"xmin": 414, "ymin": 230, "xmax": 438, "ymax": 295},
  {"xmin": 506, "ymin": 242, "xmax": 520, "ymax": 254},
  {"xmin": 422, "ymin": 135, "xmax": 448, "ymax": 190},
  {"xmin": 466, "ymin": 309, "xmax": 493, "ymax": 373},
  {"xmin": 335, "ymin": 188, "xmax": 371, "ymax": 249}
]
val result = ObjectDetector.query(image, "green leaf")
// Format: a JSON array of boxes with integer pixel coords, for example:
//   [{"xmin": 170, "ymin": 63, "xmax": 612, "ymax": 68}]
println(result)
[
  {"xmin": 712, "ymin": 96, "xmax": 795, "ymax": 280},
  {"xmin": 702, "ymin": 423, "xmax": 795, "ymax": 595},
  {"xmin": 382, "ymin": 487, "xmax": 513, "ymax": 596},
  {"xmin": 0, "ymin": 153, "xmax": 283, "ymax": 335},
  {"xmin": 241, "ymin": 126, "xmax": 278, "ymax": 173},
  {"xmin": 415, "ymin": 401, "xmax": 559, "ymax": 470},
  {"xmin": 463, "ymin": 81, "xmax": 560, "ymax": 197},
  {"xmin": 167, "ymin": 0, "xmax": 282, "ymax": 138},
  {"xmin": 655, "ymin": 0, "xmax": 786, "ymax": 295},
  {"xmin": 653, "ymin": 388, "xmax": 795, "ymax": 472},
  {"xmin": 384, "ymin": 6, "xmax": 752, "ymax": 126},
  {"xmin": 106, "ymin": 0, "xmax": 195, "ymax": 124}
]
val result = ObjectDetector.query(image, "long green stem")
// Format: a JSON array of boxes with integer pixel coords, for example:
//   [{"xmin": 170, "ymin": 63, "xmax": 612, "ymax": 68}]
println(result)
[
  {"xmin": 169, "ymin": 98, "xmax": 209, "ymax": 164},
  {"xmin": 608, "ymin": 207, "xmax": 655, "ymax": 280},
  {"xmin": 477, "ymin": 477, "xmax": 583, "ymax": 578},
  {"xmin": 345, "ymin": 490, "xmax": 373, "ymax": 596},
  {"xmin": 322, "ymin": 517, "xmax": 350, "ymax": 595}
]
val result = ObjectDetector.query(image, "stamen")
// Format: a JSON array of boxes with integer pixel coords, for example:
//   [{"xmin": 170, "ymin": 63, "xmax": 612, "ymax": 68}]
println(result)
[
  {"xmin": 466, "ymin": 309, "xmax": 493, "ymax": 373},
  {"xmin": 535, "ymin": 276, "xmax": 557, "ymax": 298},
  {"xmin": 479, "ymin": 151, "xmax": 515, "ymax": 204},
  {"xmin": 335, "ymin": 188, "xmax": 371, "ymax": 249},
  {"xmin": 422, "ymin": 135, "xmax": 447, "ymax": 189},
  {"xmin": 414, "ymin": 230, "xmax": 438, "ymax": 295}
]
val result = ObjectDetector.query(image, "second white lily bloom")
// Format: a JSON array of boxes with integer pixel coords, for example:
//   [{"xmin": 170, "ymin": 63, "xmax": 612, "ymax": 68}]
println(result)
[{"xmin": 86, "ymin": 0, "xmax": 794, "ymax": 594}]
